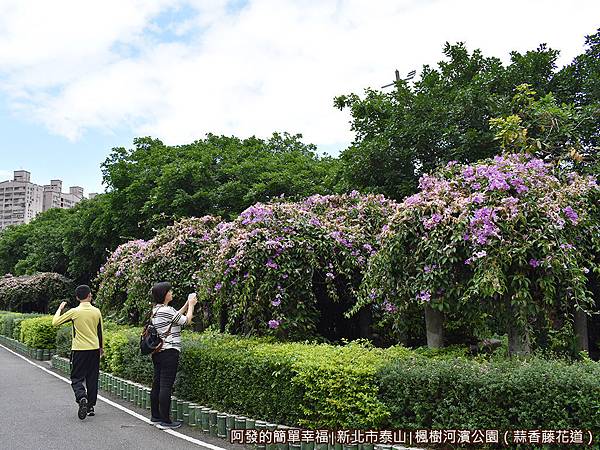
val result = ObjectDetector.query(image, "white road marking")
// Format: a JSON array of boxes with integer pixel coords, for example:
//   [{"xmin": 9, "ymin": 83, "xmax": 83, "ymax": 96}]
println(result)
[{"xmin": 0, "ymin": 343, "xmax": 227, "ymax": 450}]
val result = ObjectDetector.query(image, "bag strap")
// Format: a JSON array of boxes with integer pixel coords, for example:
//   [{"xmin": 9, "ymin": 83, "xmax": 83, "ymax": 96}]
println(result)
[{"xmin": 150, "ymin": 304, "xmax": 176, "ymax": 339}]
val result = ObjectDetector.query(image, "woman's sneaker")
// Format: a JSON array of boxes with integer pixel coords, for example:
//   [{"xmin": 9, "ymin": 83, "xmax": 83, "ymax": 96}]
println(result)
[
  {"xmin": 87, "ymin": 406, "xmax": 95, "ymax": 416},
  {"xmin": 156, "ymin": 420, "xmax": 182, "ymax": 429},
  {"xmin": 77, "ymin": 398, "xmax": 88, "ymax": 420}
]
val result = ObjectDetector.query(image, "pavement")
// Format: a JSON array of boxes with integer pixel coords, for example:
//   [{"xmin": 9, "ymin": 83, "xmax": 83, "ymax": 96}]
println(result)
[{"xmin": 0, "ymin": 344, "xmax": 245, "ymax": 450}]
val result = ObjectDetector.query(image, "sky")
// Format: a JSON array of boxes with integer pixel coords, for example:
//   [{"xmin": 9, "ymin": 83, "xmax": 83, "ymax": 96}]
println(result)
[{"xmin": 0, "ymin": 0, "xmax": 598, "ymax": 194}]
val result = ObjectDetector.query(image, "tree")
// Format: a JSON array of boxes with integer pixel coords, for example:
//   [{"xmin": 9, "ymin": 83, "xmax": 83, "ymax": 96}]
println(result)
[
  {"xmin": 101, "ymin": 133, "xmax": 340, "ymax": 238},
  {"xmin": 335, "ymin": 34, "xmax": 599, "ymax": 201}
]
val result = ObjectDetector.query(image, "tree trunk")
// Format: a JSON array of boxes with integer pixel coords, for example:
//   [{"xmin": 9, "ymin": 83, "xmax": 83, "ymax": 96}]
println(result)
[
  {"xmin": 424, "ymin": 304, "xmax": 444, "ymax": 348},
  {"xmin": 574, "ymin": 309, "xmax": 589, "ymax": 352},
  {"xmin": 506, "ymin": 298, "xmax": 530, "ymax": 356}
]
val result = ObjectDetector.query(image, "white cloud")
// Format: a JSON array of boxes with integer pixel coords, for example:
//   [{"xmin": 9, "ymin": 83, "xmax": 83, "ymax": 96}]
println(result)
[{"xmin": 0, "ymin": 0, "xmax": 598, "ymax": 150}]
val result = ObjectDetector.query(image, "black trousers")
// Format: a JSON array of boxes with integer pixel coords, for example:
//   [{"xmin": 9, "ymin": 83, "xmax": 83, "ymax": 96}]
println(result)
[
  {"xmin": 151, "ymin": 349, "xmax": 180, "ymax": 423},
  {"xmin": 70, "ymin": 349, "xmax": 100, "ymax": 406}
]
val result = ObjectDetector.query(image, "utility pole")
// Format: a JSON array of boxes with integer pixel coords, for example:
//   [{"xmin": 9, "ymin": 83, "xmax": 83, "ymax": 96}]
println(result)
[{"xmin": 381, "ymin": 69, "xmax": 416, "ymax": 89}]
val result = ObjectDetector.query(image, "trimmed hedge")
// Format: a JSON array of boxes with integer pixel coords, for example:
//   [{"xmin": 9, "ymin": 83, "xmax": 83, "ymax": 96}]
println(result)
[
  {"xmin": 19, "ymin": 316, "xmax": 57, "ymax": 349},
  {"xmin": 176, "ymin": 337, "xmax": 413, "ymax": 428},
  {"xmin": 378, "ymin": 356, "xmax": 600, "ymax": 434}
]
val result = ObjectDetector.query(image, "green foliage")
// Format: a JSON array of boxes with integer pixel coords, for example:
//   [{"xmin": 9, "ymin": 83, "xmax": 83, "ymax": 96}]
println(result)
[
  {"xmin": 335, "ymin": 36, "xmax": 600, "ymax": 201},
  {"xmin": 19, "ymin": 316, "xmax": 57, "ymax": 349},
  {"xmin": 0, "ymin": 312, "xmax": 21, "ymax": 337},
  {"xmin": 176, "ymin": 336, "xmax": 413, "ymax": 428},
  {"xmin": 56, "ymin": 325, "xmax": 72, "ymax": 357},
  {"xmin": 378, "ymin": 356, "xmax": 600, "ymax": 434},
  {"xmin": 101, "ymin": 133, "xmax": 339, "ymax": 238}
]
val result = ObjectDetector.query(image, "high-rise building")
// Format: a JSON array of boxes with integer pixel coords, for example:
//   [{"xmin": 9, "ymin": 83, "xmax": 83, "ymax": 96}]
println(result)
[
  {"xmin": 0, "ymin": 171, "xmax": 44, "ymax": 230},
  {"xmin": 42, "ymin": 181, "xmax": 84, "ymax": 212},
  {"xmin": 0, "ymin": 170, "xmax": 87, "ymax": 230}
]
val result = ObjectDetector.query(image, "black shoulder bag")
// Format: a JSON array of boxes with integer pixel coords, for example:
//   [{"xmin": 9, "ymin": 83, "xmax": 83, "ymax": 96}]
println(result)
[{"xmin": 140, "ymin": 305, "xmax": 174, "ymax": 355}]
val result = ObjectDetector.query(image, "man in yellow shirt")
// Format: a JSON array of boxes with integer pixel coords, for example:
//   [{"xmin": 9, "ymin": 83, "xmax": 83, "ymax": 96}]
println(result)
[{"xmin": 53, "ymin": 285, "xmax": 104, "ymax": 420}]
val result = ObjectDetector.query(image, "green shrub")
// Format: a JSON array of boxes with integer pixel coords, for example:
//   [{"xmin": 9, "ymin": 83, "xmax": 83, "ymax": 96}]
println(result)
[
  {"xmin": 377, "ymin": 356, "xmax": 600, "ymax": 435},
  {"xmin": 0, "ymin": 313, "xmax": 22, "ymax": 337},
  {"xmin": 175, "ymin": 335, "xmax": 414, "ymax": 428},
  {"xmin": 56, "ymin": 325, "xmax": 72, "ymax": 357},
  {"xmin": 12, "ymin": 316, "xmax": 27, "ymax": 340},
  {"xmin": 19, "ymin": 316, "xmax": 61, "ymax": 349},
  {"xmin": 101, "ymin": 327, "xmax": 152, "ymax": 384}
]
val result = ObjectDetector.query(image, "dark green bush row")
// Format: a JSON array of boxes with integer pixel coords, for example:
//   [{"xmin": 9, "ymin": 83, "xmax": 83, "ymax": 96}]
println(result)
[
  {"xmin": 0, "ymin": 312, "xmax": 42, "ymax": 341},
  {"xmin": 378, "ymin": 356, "xmax": 600, "ymax": 435}
]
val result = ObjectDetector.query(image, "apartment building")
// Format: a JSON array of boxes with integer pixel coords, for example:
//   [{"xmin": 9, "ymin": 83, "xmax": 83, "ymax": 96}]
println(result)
[{"xmin": 0, "ymin": 170, "xmax": 86, "ymax": 230}]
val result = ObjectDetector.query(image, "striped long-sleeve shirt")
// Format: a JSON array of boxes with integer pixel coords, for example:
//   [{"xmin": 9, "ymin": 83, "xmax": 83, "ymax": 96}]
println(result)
[{"xmin": 151, "ymin": 305, "xmax": 187, "ymax": 352}]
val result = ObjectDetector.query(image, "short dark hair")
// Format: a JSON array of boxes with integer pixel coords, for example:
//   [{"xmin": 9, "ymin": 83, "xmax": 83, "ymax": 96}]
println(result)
[
  {"xmin": 75, "ymin": 285, "xmax": 91, "ymax": 300},
  {"xmin": 152, "ymin": 282, "xmax": 172, "ymax": 304}
]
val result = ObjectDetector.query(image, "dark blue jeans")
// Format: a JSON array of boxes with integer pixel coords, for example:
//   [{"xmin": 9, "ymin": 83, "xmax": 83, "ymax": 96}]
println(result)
[{"xmin": 151, "ymin": 349, "xmax": 180, "ymax": 423}]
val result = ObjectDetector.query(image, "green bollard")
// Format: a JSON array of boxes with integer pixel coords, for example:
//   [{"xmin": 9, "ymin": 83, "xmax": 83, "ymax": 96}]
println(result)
[
  {"xmin": 171, "ymin": 398, "xmax": 178, "ymax": 421},
  {"xmin": 217, "ymin": 413, "xmax": 227, "ymax": 438},
  {"xmin": 234, "ymin": 416, "xmax": 246, "ymax": 434},
  {"xmin": 315, "ymin": 445, "xmax": 328, "ymax": 450},
  {"xmin": 343, "ymin": 446, "xmax": 358, "ymax": 450},
  {"xmin": 209, "ymin": 410, "xmax": 218, "ymax": 436},
  {"xmin": 201, "ymin": 408, "xmax": 211, "ymax": 433},
  {"xmin": 255, "ymin": 421, "xmax": 267, "ymax": 450},
  {"xmin": 137, "ymin": 386, "xmax": 144, "ymax": 407},
  {"xmin": 301, "ymin": 443, "xmax": 315, "ymax": 450},
  {"xmin": 182, "ymin": 402, "xmax": 191, "ymax": 425},
  {"xmin": 145, "ymin": 389, "xmax": 151, "ymax": 410},
  {"xmin": 226, "ymin": 414, "xmax": 236, "ymax": 439},
  {"xmin": 266, "ymin": 423, "xmax": 278, "ymax": 450},
  {"xmin": 119, "ymin": 380, "xmax": 125, "ymax": 399},
  {"xmin": 361, "ymin": 445, "xmax": 374, "ymax": 450},
  {"xmin": 245, "ymin": 418, "xmax": 255, "ymax": 430},
  {"xmin": 188, "ymin": 405, "xmax": 198, "ymax": 427},
  {"xmin": 277, "ymin": 426, "xmax": 290, "ymax": 450},
  {"xmin": 177, "ymin": 400, "xmax": 185, "ymax": 422}
]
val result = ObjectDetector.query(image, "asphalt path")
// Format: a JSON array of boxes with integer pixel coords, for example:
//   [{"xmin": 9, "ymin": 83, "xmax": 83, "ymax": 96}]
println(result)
[{"xmin": 0, "ymin": 344, "xmax": 244, "ymax": 450}]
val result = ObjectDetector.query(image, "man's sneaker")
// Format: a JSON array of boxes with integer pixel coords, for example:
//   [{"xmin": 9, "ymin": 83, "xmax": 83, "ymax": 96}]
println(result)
[
  {"xmin": 156, "ymin": 420, "xmax": 182, "ymax": 430},
  {"xmin": 87, "ymin": 406, "xmax": 95, "ymax": 416},
  {"xmin": 150, "ymin": 416, "xmax": 161, "ymax": 423},
  {"xmin": 77, "ymin": 398, "xmax": 88, "ymax": 420}
]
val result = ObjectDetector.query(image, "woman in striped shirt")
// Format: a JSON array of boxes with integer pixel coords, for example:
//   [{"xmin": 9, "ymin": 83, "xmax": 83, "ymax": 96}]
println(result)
[{"xmin": 149, "ymin": 281, "xmax": 197, "ymax": 429}]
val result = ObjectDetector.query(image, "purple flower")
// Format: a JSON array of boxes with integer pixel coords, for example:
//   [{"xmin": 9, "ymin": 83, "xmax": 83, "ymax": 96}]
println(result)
[
  {"xmin": 529, "ymin": 259, "xmax": 540, "ymax": 268},
  {"xmin": 416, "ymin": 290, "xmax": 431, "ymax": 302},
  {"xmin": 423, "ymin": 213, "xmax": 443, "ymax": 230},
  {"xmin": 244, "ymin": 272, "xmax": 250, "ymax": 279},
  {"xmin": 582, "ymin": 267, "xmax": 590, "ymax": 274},
  {"xmin": 266, "ymin": 259, "xmax": 279, "ymax": 270},
  {"xmin": 368, "ymin": 289, "xmax": 377, "ymax": 300},
  {"xmin": 271, "ymin": 299, "xmax": 281, "ymax": 307},
  {"xmin": 281, "ymin": 273, "xmax": 288, "ymax": 279},
  {"xmin": 563, "ymin": 206, "xmax": 579, "ymax": 225},
  {"xmin": 326, "ymin": 272, "xmax": 335, "ymax": 280},
  {"xmin": 383, "ymin": 302, "xmax": 398, "ymax": 313},
  {"xmin": 268, "ymin": 319, "xmax": 280, "ymax": 329},
  {"xmin": 214, "ymin": 282, "xmax": 223, "ymax": 291},
  {"xmin": 560, "ymin": 243, "xmax": 574, "ymax": 250}
]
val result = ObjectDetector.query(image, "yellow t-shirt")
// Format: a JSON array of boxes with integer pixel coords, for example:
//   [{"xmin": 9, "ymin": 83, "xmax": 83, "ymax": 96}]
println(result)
[{"xmin": 52, "ymin": 302, "xmax": 104, "ymax": 351}]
